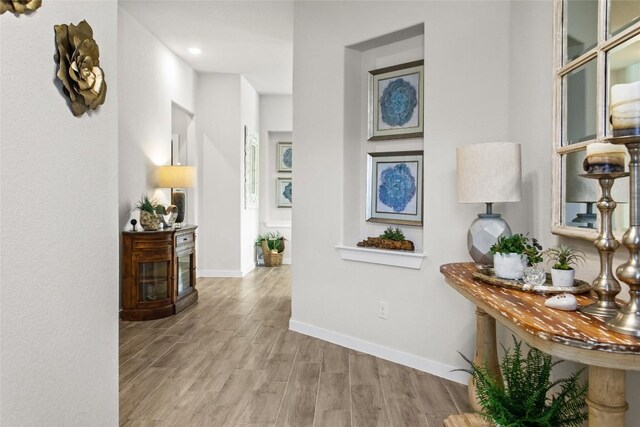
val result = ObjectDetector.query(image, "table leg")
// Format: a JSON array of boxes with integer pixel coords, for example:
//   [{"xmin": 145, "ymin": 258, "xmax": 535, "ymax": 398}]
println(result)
[
  {"xmin": 469, "ymin": 307, "xmax": 502, "ymax": 412},
  {"xmin": 586, "ymin": 366, "xmax": 627, "ymax": 427}
]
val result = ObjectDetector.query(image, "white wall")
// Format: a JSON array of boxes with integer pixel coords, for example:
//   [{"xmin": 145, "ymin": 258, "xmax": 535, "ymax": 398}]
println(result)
[
  {"xmin": 0, "ymin": 1, "xmax": 118, "ymax": 424},
  {"xmin": 259, "ymin": 95, "xmax": 293, "ymax": 263},
  {"xmin": 506, "ymin": 2, "xmax": 640, "ymax": 424},
  {"xmin": 197, "ymin": 73, "xmax": 242, "ymax": 275},
  {"xmin": 293, "ymin": 1, "xmax": 639, "ymax": 423},
  {"xmin": 292, "ymin": 1, "xmax": 511, "ymax": 381},
  {"xmin": 240, "ymin": 76, "xmax": 260, "ymax": 273},
  {"xmin": 118, "ymin": 8, "xmax": 198, "ymax": 230},
  {"xmin": 197, "ymin": 73, "xmax": 260, "ymax": 277}
]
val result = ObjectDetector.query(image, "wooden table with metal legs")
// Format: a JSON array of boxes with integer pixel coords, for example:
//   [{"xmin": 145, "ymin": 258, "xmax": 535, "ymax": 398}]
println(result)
[{"xmin": 441, "ymin": 263, "xmax": 640, "ymax": 427}]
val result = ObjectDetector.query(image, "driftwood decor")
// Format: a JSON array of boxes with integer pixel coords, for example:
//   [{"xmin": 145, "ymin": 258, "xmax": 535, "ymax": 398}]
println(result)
[
  {"xmin": 357, "ymin": 237, "xmax": 415, "ymax": 252},
  {"xmin": 54, "ymin": 20, "xmax": 107, "ymax": 117},
  {"xmin": 0, "ymin": 0, "xmax": 41, "ymax": 15}
]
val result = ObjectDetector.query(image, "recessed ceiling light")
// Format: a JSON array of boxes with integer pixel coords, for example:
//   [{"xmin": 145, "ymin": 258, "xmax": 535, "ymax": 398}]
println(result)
[{"xmin": 188, "ymin": 47, "xmax": 202, "ymax": 55}]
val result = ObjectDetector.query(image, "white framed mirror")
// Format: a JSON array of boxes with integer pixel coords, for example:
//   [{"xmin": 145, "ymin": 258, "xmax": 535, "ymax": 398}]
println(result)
[{"xmin": 552, "ymin": 0, "xmax": 639, "ymax": 240}]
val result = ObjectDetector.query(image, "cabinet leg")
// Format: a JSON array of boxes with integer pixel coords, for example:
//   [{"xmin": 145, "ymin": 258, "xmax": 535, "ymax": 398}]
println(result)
[
  {"xmin": 586, "ymin": 366, "xmax": 627, "ymax": 427},
  {"xmin": 468, "ymin": 307, "xmax": 502, "ymax": 412}
]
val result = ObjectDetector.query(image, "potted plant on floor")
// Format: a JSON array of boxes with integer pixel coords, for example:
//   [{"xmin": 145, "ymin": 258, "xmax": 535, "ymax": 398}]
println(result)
[
  {"xmin": 133, "ymin": 194, "xmax": 160, "ymax": 231},
  {"xmin": 545, "ymin": 244, "xmax": 586, "ymax": 287},
  {"xmin": 458, "ymin": 337, "xmax": 588, "ymax": 427},
  {"xmin": 490, "ymin": 234, "xmax": 542, "ymax": 280},
  {"xmin": 256, "ymin": 232, "xmax": 286, "ymax": 267}
]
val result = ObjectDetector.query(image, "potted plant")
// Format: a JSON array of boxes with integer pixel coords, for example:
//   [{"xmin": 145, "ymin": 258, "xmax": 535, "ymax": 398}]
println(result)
[
  {"xmin": 255, "ymin": 232, "xmax": 286, "ymax": 267},
  {"xmin": 458, "ymin": 337, "xmax": 588, "ymax": 427},
  {"xmin": 490, "ymin": 234, "xmax": 542, "ymax": 280},
  {"xmin": 133, "ymin": 194, "xmax": 160, "ymax": 231},
  {"xmin": 545, "ymin": 244, "xmax": 585, "ymax": 287}
]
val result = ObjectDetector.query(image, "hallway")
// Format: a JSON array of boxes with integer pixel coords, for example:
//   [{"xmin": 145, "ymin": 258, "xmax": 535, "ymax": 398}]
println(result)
[{"xmin": 119, "ymin": 266, "xmax": 471, "ymax": 426}]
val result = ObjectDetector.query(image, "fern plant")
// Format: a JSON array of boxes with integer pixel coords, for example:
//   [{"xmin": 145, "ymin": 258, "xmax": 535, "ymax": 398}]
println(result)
[{"xmin": 457, "ymin": 337, "xmax": 588, "ymax": 427}]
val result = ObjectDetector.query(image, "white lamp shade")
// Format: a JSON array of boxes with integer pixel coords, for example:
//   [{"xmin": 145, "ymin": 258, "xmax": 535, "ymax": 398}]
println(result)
[
  {"xmin": 456, "ymin": 142, "xmax": 522, "ymax": 204},
  {"xmin": 156, "ymin": 165, "xmax": 196, "ymax": 188}
]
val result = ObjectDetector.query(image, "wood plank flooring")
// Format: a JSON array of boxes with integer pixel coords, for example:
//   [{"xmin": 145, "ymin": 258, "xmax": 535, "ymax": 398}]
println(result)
[{"xmin": 120, "ymin": 265, "xmax": 471, "ymax": 426}]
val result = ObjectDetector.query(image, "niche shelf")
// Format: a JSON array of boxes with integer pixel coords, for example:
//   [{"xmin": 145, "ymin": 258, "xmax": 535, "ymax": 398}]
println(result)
[
  {"xmin": 335, "ymin": 245, "xmax": 426, "ymax": 269},
  {"xmin": 340, "ymin": 24, "xmax": 426, "ymax": 268}
]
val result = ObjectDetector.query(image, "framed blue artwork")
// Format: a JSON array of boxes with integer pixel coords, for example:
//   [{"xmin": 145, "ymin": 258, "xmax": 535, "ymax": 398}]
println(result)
[
  {"xmin": 277, "ymin": 177, "xmax": 292, "ymax": 208},
  {"xmin": 277, "ymin": 142, "xmax": 292, "ymax": 172},
  {"xmin": 366, "ymin": 151, "xmax": 423, "ymax": 226},
  {"xmin": 368, "ymin": 60, "xmax": 424, "ymax": 141}
]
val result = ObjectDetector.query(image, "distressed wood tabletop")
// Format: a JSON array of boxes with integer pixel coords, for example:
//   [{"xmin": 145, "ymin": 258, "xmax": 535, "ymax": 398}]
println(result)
[{"xmin": 441, "ymin": 262, "xmax": 640, "ymax": 355}]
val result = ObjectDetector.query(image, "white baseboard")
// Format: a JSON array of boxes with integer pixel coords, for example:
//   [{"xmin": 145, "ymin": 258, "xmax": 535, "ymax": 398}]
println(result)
[
  {"xmin": 289, "ymin": 319, "xmax": 469, "ymax": 385},
  {"xmin": 242, "ymin": 263, "xmax": 255, "ymax": 277},
  {"xmin": 264, "ymin": 221, "xmax": 292, "ymax": 228},
  {"xmin": 283, "ymin": 258, "xmax": 292, "ymax": 265},
  {"xmin": 198, "ymin": 269, "xmax": 243, "ymax": 278},
  {"xmin": 198, "ymin": 264, "xmax": 255, "ymax": 278}
]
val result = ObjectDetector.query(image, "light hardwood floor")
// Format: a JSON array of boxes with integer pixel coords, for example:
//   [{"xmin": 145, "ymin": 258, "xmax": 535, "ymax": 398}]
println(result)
[{"xmin": 120, "ymin": 265, "xmax": 471, "ymax": 426}]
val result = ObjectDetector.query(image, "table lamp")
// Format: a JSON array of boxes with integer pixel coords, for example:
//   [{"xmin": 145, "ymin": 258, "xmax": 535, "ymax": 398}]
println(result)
[
  {"xmin": 157, "ymin": 165, "xmax": 196, "ymax": 228},
  {"xmin": 457, "ymin": 142, "xmax": 522, "ymax": 266}
]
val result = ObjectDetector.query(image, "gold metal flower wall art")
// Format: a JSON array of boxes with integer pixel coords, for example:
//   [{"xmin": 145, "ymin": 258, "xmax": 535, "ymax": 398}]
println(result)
[
  {"xmin": 0, "ymin": 0, "xmax": 41, "ymax": 15},
  {"xmin": 54, "ymin": 20, "xmax": 107, "ymax": 117}
]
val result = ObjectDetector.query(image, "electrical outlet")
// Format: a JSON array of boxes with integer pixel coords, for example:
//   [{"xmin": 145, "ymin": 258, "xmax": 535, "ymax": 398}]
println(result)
[{"xmin": 379, "ymin": 301, "xmax": 388, "ymax": 319}]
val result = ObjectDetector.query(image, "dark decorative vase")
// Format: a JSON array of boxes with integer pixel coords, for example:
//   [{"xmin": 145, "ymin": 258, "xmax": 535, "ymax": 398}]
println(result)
[{"xmin": 172, "ymin": 191, "xmax": 186, "ymax": 223}]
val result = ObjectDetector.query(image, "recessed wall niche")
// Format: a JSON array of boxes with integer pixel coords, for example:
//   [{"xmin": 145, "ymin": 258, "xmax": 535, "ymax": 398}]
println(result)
[{"xmin": 342, "ymin": 24, "xmax": 425, "ymax": 260}]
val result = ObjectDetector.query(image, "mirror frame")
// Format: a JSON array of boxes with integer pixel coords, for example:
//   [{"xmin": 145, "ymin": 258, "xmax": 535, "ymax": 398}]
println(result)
[{"xmin": 552, "ymin": 0, "xmax": 640, "ymax": 241}]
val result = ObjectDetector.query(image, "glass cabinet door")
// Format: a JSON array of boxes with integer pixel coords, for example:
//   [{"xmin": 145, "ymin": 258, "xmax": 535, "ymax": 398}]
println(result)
[
  {"xmin": 176, "ymin": 253, "xmax": 193, "ymax": 296},
  {"xmin": 138, "ymin": 261, "xmax": 170, "ymax": 302}
]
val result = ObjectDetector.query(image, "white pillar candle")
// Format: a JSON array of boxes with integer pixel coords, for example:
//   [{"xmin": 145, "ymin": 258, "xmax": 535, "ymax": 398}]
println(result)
[
  {"xmin": 584, "ymin": 143, "xmax": 627, "ymax": 174},
  {"xmin": 610, "ymin": 81, "xmax": 640, "ymax": 137}
]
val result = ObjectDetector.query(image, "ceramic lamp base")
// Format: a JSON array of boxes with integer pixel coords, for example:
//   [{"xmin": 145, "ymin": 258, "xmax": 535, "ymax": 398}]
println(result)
[{"xmin": 467, "ymin": 212, "xmax": 511, "ymax": 267}]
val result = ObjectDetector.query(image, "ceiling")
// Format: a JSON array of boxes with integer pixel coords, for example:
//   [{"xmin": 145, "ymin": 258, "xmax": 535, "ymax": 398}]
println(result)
[{"xmin": 120, "ymin": 0, "xmax": 293, "ymax": 95}]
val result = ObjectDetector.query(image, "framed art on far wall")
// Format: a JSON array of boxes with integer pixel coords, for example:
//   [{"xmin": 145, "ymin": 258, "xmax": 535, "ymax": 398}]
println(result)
[
  {"xmin": 368, "ymin": 60, "xmax": 424, "ymax": 141},
  {"xmin": 366, "ymin": 151, "xmax": 423, "ymax": 226},
  {"xmin": 277, "ymin": 177, "xmax": 292, "ymax": 208},
  {"xmin": 277, "ymin": 142, "xmax": 292, "ymax": 172}
]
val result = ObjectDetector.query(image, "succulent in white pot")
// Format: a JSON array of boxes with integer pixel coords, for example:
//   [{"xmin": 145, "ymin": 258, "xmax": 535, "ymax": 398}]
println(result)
[
  {"xmin": 490, "ymin": 234, "xmax": 543, "ymax": 280},
  {"xmin": 545, "ymin": 244, "xmax": 585, "ymax": 287}
]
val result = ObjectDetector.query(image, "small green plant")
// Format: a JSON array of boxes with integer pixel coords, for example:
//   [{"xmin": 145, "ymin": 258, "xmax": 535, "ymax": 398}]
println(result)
[
  {"xmin": 457, "ymin": 337, "xmax": 588, "ymax": 427},
  {"xmin": 255, "ymin": 233, "xmax": 269, "ymax": 246},
  {"xmin": 255, "ymin": 232, "xmax": 285, "ymax": 253},
  {"xmin": 133, "ymin": 194, "xmax": 159, "ymax": 214},
  {"xmin": 380, "ymin": 227, "xmax": 405, "ymax": 241},
  {"xmin": 545, "ymin": 245, "xmax": 585, "ymax": 271},
  {"xmin": 490, "ymin": 234, "xmax": 543, "ymax": 266}
]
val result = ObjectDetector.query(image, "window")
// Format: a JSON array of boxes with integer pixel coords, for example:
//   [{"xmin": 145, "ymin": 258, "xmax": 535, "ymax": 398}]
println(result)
[{"xmin": 553, "ymin": 0, "xmax": 640, "ymax": 239}]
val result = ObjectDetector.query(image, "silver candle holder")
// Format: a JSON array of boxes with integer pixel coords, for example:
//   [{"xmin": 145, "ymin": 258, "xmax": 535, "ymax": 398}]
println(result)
[
  {"xmin": 578, "ymin": 172, "xmax": 627, "ymax": 318},
  {"xmin": 606, "ymin": 135, "xmax": 640, "ymax": 336}
]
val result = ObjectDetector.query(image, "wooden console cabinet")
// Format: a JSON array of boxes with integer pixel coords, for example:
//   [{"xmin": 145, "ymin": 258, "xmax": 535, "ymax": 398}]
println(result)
[{"xmin": 121, "ymin": 225, "xmax": 198, "ymax": 321}]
